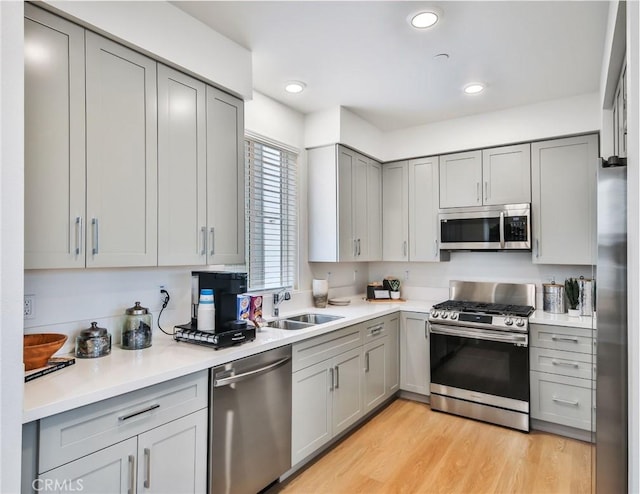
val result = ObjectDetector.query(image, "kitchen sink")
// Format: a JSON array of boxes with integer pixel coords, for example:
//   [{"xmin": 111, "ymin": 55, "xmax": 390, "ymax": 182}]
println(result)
[
  {"xmin": 285, "ymin": 313, "xmax": 344, "ymax": 324},
  {"xmin": 266, "ymin": 319, "xmax": 315, "ymax": 330}
]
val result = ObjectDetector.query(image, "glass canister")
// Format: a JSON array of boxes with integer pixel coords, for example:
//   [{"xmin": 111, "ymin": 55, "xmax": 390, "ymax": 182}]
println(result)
[
  {"xmin": 122, "ymin": 301, "xmax": 152, "ymax": 350},
  {"xmin": 76, "ymin": 322, "xmax": 112, "ymax": 358}
]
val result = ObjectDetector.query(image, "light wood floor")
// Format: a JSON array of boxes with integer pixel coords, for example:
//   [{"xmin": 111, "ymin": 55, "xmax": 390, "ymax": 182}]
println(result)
[{"xmin": 271, "ymin": 399, "xmax": 592, "ymax": 494}]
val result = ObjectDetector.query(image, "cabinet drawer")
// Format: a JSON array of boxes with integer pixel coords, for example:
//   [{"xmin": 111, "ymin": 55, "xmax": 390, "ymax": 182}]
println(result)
[
  {"xmin": 530, "ymin": 347, "xmax": 595, "ymax": 380},
  {"xmin": 39, "ymin": 370, "xmax": 208, "ymax": 473},
  {"xmin": 293, "ymin": 324, "xmax": 362, "ymax": 372},
  {"xmin": 530, "ymin": 323, "xmax": 594, "ymax": 354},
  {"xmin": 360, "ymin": 316, "xmax": 387, "ymax": 343},
  {"xmin": 530, "ymin": 371, "xmax": 594, "ymax": 431}
]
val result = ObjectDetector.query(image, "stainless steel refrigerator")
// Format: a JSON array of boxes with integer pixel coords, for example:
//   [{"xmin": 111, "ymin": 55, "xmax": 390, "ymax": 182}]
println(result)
[{"xmin": 596, "ymin": 157, "xmax": 628, "ymax": 493}]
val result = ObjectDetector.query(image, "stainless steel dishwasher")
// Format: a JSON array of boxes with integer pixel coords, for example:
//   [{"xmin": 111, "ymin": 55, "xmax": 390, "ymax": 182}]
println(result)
[{"xmin": 210, "ymin": 345, "xmax": 292, "ymax": 494}]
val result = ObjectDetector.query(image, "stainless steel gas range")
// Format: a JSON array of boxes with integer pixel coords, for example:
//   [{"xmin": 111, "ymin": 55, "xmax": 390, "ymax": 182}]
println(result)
[{"xmin": 428, "ymin": 280, "xmax": 535, "ymax": 432}]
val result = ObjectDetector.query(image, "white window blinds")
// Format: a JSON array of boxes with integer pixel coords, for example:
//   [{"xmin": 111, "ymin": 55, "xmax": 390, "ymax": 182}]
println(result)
[{"xmin": 245, "ymin": 137, "xmax": 297, "ymax": 291}]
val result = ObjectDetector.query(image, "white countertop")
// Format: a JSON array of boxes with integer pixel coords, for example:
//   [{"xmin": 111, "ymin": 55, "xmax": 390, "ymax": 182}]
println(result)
[
  {"xmin": 529, "ymin": 309, "xmax": 596, "ymax": 329},
  {"xmin": 23, "ymin": 298, "xmax": 594, "ymax": 423}
]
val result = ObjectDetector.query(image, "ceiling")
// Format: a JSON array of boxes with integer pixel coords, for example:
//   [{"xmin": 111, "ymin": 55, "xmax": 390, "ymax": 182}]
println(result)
[{"xmin": 174, "ymin": 1, "xmax": 609, "ymax": 132}]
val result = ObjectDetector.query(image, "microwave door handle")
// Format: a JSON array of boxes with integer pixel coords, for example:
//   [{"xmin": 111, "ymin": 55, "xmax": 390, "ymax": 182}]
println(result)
[{"xmin": 499, "ymin": 211, "xmax": 505, "ymax": 249}]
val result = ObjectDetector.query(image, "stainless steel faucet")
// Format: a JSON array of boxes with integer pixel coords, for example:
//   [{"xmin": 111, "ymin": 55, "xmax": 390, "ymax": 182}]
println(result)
[{"xmin": 272, "ymin": 289, "xmax": 291, "ymax": 317}]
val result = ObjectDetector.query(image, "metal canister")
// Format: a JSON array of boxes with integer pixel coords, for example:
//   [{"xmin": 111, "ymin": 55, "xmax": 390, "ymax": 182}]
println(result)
[
  {"xmin": 543, "ymin": 283, "xmax": 566, "ymax": 313},
  {"xmin": 578, "ymin": 277, "xmax": 594, "ymax": 316}
]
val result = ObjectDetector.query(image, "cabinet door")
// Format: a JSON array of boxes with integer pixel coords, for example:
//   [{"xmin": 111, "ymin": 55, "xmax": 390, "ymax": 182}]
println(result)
[
  {"xmin": 24, "ymin": 5, "xmax": 86, "ymax": 269},
  {"xmin": 291, "ymin": 361, "xmax": 333, "ymax": 465},
  {"xmin": 332, "ymin": 347, "xmax": 364, "ymax": 436},
  {"xmin": 206, "ymin": 86, "xmax": 245, "ymax": 264},
  {"xmin": 352, "ymin": 153, "xmax": 369, "ymax": 260},
  {"xmin": 85, "ymin": 32, "xmax": 158, "ymax": 267},
  {"xmin": 363, "ymin": 338, "xmax": 387, "ymax": 414},
  {"xmin": 482, "ymin": 143, "xmax": 531, "ymax": 205},
  {"xmin": 137, "ymin": 409, "xmax": 207, "ymax": 494},
  {"xmin": 382, "ymin": 161, "xmax": 409, "ymax": 261},
  {"xmin": 157, "ymin": 65, "xmax": 207, "ymax": 266},
  {"xmin": 439, "ymin": 150, "xmax": 482, "ymax": 208},
  {"xmin": 409, "ymin": 156, "xmax": 442, "ymax": 261},
  {"xmin": 338, "ymin": 147, "xmax": 357, "ymax": 261},
  {"xmin": 400, "ymin": 313, "xmax": 430, "ymax": 395},
  {"xmin": 39, "ymin": 438, "xmax": 137, "ymax": 494},
  {"xmin": 367, "ymin": 161, "xmax": 383, "ymax": 261},
  {"xmin": 531, "ymin": 134, "xmax": 598, "ymax": 264},
  {"xmin": 386, "ymin": 315, "xmax": 400, "ymax": 396}
]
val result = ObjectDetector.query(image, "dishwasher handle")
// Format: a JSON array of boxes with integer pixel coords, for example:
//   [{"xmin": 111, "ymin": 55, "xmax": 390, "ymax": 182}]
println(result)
[{"xmin": 213, "ymin": 357, "xmax": 290, "ymax": 387}]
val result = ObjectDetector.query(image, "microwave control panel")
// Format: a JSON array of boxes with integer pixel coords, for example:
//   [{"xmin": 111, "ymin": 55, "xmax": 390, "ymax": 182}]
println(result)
[{"xmin": 505, "ymin": 216, "xmax": 528, "ymax": 241}]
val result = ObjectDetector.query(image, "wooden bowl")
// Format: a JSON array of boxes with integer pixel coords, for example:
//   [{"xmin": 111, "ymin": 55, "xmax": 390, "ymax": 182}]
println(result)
[{"xmin": 24, "ymin": 334, "xmax": 67, "ymax": 371}]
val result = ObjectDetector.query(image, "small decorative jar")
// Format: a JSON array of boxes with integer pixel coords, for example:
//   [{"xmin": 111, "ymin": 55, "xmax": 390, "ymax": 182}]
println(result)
[
  {"xmin": 75, "ymin": 322, "xmax": 111, "ymax": 358},
  {"xmin": 121, "ymin": 302, "xmax": 152, "ymax": 350}
]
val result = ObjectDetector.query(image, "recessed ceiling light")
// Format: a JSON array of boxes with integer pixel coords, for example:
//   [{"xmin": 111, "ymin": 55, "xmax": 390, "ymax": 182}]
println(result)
[
  {"xmin": 464, "ymin": 83, "xmax": 485, "ymax": 95},
  {"xmin": 410, "ymin": 11, "xmax": 439, "ymax": 29},
  {"xmin": 285, "ymin": 81, "xmax": 306, "ymax": 94}
]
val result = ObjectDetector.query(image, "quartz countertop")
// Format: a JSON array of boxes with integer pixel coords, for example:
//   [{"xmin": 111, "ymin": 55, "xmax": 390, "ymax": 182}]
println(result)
[{"xmin": 23, "ymin": 297, "xmax": 594, "ymax": 423}]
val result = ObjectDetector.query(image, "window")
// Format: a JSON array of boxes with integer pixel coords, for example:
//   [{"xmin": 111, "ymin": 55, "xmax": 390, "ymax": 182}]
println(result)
[{"xmin": 245, "ymin": 135, "xmax": 297, "ymax": 291}]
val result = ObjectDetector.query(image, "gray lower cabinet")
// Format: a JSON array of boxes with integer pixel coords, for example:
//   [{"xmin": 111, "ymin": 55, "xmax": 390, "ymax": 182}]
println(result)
[
  {"xmin": 291, "ymin": 316, "xmax": 399, "ymax": 466},
  {"xmin": 33, "ymin": 372, "xmax": 208, "ymax": 494},
  {"xmin": 530, "ymin": 323, "xmax": 596, "ymax": 432},
  {"xmin": 400, "ymin": 312, "xmax": 430, "ymax": 396}
]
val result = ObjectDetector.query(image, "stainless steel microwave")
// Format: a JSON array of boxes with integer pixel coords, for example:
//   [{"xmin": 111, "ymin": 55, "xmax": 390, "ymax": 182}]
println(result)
[{"xmin": 439, "ymin": 203, "xmax": 531, "ymax": 251}]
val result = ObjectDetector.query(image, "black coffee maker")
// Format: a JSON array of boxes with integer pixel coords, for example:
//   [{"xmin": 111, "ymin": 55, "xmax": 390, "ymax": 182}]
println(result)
[{"xmin": 175, "ymin": 271, "xmax": 255, "ymax": 348}]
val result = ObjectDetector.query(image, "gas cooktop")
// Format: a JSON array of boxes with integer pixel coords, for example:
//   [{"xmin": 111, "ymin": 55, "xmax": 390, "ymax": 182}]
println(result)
[{"xmin": 431, "ymin": 300, "xmax": 534, "ymax": 318}]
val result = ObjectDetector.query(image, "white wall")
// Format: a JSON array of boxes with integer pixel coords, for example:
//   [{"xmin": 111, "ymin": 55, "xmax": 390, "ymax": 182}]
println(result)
[
  {"xmin": 339, "ymin": 107, "xmax": 385, "ymax": 159},
  {"xmin": 44, "ymin": 0, "xmax": 252, "ymax": 99},
  {"xmin": 0, "ymin": 1, "xmax": 24, "ymax": 492},
  {"xmin": 383, "ymin": 92, "xmax": 601, "ymax": 161},
  {"xmin": 304, "ymin": 106, "xmax": 341, "ymax": 149}
]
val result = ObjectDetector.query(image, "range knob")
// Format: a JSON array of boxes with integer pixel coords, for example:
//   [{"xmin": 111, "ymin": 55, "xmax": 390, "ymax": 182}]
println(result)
[
  {"xmin": 505, "ymin": 317, "xmax": 514, "ymax": 326},
  {"xmin": 515, "ymin": 318, "xmax": 525, "ymax": 328},
  {"xmin": 441, "ymin": 312, "xmax": 449, "ymax": 319},
  {"xmin": 450, "ymin": 312, "xmax": 459, "ymax": 321},
  {"xmin": 430, "ymin": 310, "xmax": 440, "ymax": 318}
]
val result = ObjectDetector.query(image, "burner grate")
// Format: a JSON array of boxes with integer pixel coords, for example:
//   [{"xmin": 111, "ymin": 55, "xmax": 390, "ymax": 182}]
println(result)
[{"xmin": 432, "ymin": 300, "xmax": 534, "ymax": 317}]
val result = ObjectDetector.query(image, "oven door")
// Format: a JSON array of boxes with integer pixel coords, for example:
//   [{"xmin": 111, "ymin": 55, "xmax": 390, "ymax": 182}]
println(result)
[{"xmin": 429, "ymin": 323, "xmax": 529, "ymax": 407}]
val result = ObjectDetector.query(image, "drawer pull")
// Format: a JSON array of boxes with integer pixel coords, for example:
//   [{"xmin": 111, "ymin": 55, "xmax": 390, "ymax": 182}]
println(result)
[
  {"xmin": 144, "ymin": 448, "xmax": 151, "ymax": 488},
  {"xmin": 365, "ymin": 352, "xmax": 370, "ymax": 372},
  {"xmin": 329, "ymin": 367, "xmax": 334, "ymax": 391},
  {"xmin": 369, "ymin": 325, "xmax": 383, "ymax": 336},
  {"xmin": 551, "ymin": 335, "xmax": 579, "ymax": 343},
  {"xmin": 552, "ymin": 396, "xmax": 580, "ymax": 407},
  {"xmin": 118, "ymin": 404, "xmax": 160, "ymax": 422},
  {"xmin": 128, "ymin": 455, "xmax": 135, "ymax": 494},
  {"xmin": 551, "ymin": 359, "xmax": 580, "ymax": 368}
]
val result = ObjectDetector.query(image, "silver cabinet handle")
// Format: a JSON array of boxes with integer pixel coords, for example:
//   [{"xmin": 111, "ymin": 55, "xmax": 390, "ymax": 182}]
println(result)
[
  {"xmin": 403, "ymin": 240, "xmax": 407, "ymax": 258},
  {"xmin": 128, "ymin": 455, "xmax": 135, "ymax": 494},
  {"xmin": 200, "ymin": 226, "xmax": 207, "ymax": 256},
  {"xmin": 552, "ymin": 396, "xmax": 579, "ymax": 407},
  {"xmin": 74, "ymin": 217, "xmax": 82, "ymax": 256},
  {"xmin": 551, "ymin": 359, "xmax": 580, "ymax": 368},
  {"xmin": 484, "ymin": 181, "xmax": 489, "ymax": 201},
  {"xmin": 368, "ymin": 324, "xmax": 383, "ymax": 336},
  {"xmin": 335, "ymin": 365, "xmax": 340, "ymax": 389},
  {"xmin": 354, "ymin": 239, "xmax": 358, "ymax": 258},
  {"xmin": 357, "ymin": 239, "xmax": 361, "ymax": 256},
  {"xmin": 551, "ymin": 335, "xmax": 579, "ymax": 343},
  {"xmin": 425, "ymin": 321, "xmax": 429, "ymax": 339},
  {"xmin": 433, "ymin": 239, "xmax": 438, "ymax": 257},
  {"xmin": 535, "ymin": 239, "xmax": 540, "ymax": 258},
  {"xmin": 329, "ymin": 367, "xmax": 334, "ymax": 391},
  {"xmin": 476, "ymin": 182, "xmax": 480, "ymax": 203},
  {"xmin": 144, "ymin": 448, "xmax": 151, "ymax": 488},
  {"xmin": 118, "ymin": 404, "xmax": 160, "ymax": 422},
  {"xmin": 209, "ymin": 227, "xmax": 215, "ymax": 256},
  {"xmin": 91, "ymin": 218, "xmax": 99, "ymax": 255},
  {"xmin": 365, "ymin": 352, "xmax": 370, "ymax": 372}
]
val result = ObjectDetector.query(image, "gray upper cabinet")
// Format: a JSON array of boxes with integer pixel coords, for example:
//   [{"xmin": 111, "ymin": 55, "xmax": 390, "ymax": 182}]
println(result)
[
  {"xmin": 308, "ymin": 145, "xmax": 382, "ymax": 262},
  {"xmin": 382, "ymin": 161, "xmax": 409, "ymax": 261},
  {"xmin": 439, "ymin": 144, "xmax": 531, "ymax": 208},
  {"xmin": 85, "ymin": 32, "xmax": 158, "ymax": 267},
  {"xmin": 439, "ymin": 150, "xmax": 483, "ymax": 208},
  {"xmin": 24, "ymin": 5, "xmax": 86, "ymax": 269},
  {"xmin": 531, "ymin": 134, "xmax": 598, "ymax": 265},
  {"xmin": 482, "ymin": 143, "xmax": 531, "ymax": 205},
  {"xmin": 157, "ymin": 65, "xmax": 207, "ymax": 266}
]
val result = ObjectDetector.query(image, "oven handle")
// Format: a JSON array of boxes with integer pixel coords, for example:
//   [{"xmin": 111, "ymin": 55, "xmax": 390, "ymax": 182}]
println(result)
[{"xmin": 429, "ymin": 323, "xmax": 528, "ymax": 346}]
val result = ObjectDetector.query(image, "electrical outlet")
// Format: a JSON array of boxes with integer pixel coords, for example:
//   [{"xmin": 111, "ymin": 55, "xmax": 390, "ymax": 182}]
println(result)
[{"xmin": 24, "ymin": 294, "xmax": 35, "ymax": 319}]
